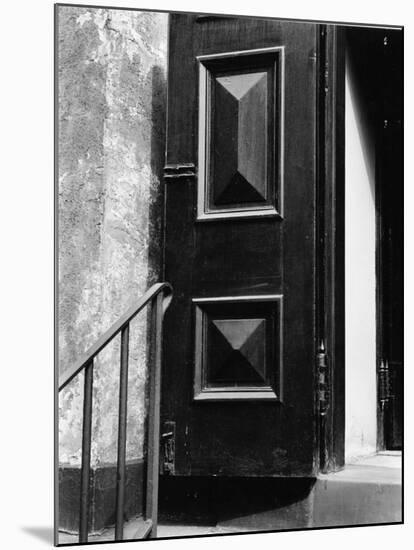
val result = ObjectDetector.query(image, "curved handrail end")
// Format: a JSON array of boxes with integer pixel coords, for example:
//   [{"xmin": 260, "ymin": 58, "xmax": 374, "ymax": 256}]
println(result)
[
  {"xmin": 59, "ymin": 282, "xmax": 173, "ymax": 392},
  {"xmin": 161, "ymin": 283, "xmax": 173, "ymax": 314}
]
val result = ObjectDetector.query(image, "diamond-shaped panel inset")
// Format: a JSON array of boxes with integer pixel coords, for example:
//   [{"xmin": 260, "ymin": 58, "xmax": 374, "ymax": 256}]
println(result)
[
  {"xmin": 207, "ymin": 318, "xmax": 267, "ymax": 386},
  {"xmin": 194, "ymin": 296, "xmax": 281, "ymax": 399},
  {"xmin": 215, "ymin": 172, "xmax": 266, "ymax": 206},
  {"xmin": 212, "ymin": 71, "xmax": 268, "ymax": 207}
]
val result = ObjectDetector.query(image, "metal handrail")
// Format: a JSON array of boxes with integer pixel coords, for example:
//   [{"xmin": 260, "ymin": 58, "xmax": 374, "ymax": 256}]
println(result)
[
  {"xmin": 59, "ymin": 282, "xmax": 172, "ymax": 391},
  {"xmin": 57, "ymin": 282, "xmax": 173, "ymax": 543}
]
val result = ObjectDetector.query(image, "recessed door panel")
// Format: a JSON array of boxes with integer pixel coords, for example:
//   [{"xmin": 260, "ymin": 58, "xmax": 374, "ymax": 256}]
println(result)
[
  {"xmin": 193, "ymin": 296, "xmax": 282, "ymax": 401},
  {"xmin": 197, "ymin": 48, "xmax": 283, "ymax": 220}
]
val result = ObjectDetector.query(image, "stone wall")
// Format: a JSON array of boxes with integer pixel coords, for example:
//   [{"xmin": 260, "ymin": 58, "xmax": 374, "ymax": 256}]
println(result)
[{"xmin": 58, "ymin": 5, "xmax": 168, "ymax": 467}]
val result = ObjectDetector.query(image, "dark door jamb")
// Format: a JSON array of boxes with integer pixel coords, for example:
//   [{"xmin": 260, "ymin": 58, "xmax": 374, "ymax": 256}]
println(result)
[{"xmin": 317, "ymin": 24, "xmax": 345, "ymax": 473}]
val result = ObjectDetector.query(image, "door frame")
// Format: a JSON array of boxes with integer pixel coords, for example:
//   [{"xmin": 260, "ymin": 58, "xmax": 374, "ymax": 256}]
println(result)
[
  {"xmin": 316, "ymin": 25, "xmax": 345, "ymax": 473},
  {"xmin": 374, "ymin": 28, "xmax": 403, "ymax": 452}
]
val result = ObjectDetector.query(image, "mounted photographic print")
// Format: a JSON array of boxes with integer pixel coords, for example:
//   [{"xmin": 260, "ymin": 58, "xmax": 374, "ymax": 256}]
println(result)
[{"xmin": 55, "ymin": 3, "xmax": 403, "ymax": 545}]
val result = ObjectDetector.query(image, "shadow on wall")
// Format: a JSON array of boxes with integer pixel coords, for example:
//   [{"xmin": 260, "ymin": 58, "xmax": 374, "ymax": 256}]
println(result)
[{"xmin": 345, "ymin": 27, "xmax": 385, "ymax": 201}]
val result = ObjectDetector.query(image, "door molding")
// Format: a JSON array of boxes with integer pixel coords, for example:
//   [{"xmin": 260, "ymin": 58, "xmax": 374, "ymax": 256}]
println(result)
[
  {"xmin": 316, "ymin": 25, "xmax": 345, "ymax": 473},
  {"xmin": 192, "ymin": 294, "xmax": 283, "ymax": 401},
  {"xmin": 196, "ymin": 46, "xmax": 285, "ymax": 221}
]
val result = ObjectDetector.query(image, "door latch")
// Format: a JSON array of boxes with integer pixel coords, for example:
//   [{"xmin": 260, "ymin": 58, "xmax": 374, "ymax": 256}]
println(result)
[{"xmin": 160, "ymin": 421, "xmax": 175, "ymax": 475}]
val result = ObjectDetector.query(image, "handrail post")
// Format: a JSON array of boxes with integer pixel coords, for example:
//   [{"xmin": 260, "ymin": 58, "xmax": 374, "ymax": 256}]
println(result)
[
  {"xmin": 115, "ymin": 324, "xmax": 130, "ymax": 540},
  {"xmin": 79, "ymin": 358, "xmax": 94, "ymax": 543},
  {"xmin": 146, "ymin": 291, "xmax": 165, "ymax": 538}
]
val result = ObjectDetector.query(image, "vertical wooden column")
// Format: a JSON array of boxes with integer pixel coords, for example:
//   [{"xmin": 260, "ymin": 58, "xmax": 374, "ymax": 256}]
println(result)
[{"xmin": 318, "ymin": 24, "xmax": 345, "ymax": 473}]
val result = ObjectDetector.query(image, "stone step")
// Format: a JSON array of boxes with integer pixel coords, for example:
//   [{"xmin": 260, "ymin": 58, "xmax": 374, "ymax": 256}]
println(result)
[
  {"xmin": 311, "ymin": 453, "xmax": 401, "ymax": 528},
  {"xmin": 216, "ymin": 453, "xmax": 402, "ymax": 531}
]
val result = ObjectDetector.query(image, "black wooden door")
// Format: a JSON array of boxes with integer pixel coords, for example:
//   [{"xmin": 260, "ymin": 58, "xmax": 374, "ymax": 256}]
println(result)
[{"xmin": 162, "ymin": 15, "xmax": 320, "ymax": 477}]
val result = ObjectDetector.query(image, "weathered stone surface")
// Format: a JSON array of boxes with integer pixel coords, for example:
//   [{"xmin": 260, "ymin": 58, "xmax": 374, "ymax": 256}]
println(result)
[{"xmin": 58, "ymin": 6, "xmax": 168, "ymax": 466}]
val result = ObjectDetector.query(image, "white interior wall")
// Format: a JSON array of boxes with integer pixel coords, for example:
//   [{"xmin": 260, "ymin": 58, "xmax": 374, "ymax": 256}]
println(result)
[{"xmin": 345, "ymin": 62, "xmax": 377, "ymax": 461}]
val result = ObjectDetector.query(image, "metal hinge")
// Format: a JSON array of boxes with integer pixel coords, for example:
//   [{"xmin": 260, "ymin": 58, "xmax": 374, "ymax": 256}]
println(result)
[
  {"xmin": 379, "ymin": 359, "xmax": 391, "ymax": 410},
  {"xmin": 324, "ymin": 63, "xmax": 329, "ymax": 96},
  {"xmin": 164, "ymin": 163, "xmax": 196, "ymax": 181},
  {"xmin": 320, "ymin": 27, "xmax": 329, "ymax": 96},
  {"xmin": 317, "ymin": 341, "xmax": 330, "ymax": 416},
  {"xmin": 160, "ymin": 421, "xmax": 175, "ymax": 475}
]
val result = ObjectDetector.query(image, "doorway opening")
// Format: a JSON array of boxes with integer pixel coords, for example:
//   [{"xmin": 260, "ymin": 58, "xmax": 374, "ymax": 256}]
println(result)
[{"xmin": 345, "ymin": 27, "xmax": 403, "ymax": 461}]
